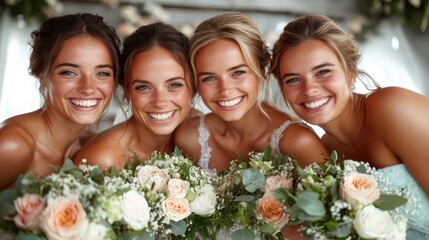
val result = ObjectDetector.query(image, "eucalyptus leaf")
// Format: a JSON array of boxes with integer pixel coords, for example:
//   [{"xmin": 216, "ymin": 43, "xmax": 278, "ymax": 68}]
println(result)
[
  {"xmin": 15, "ymin": 232, "xmax": 46, "ymax": 240},
  {"xmin": 89, "ymin": 167, "xmax": 104, "ymax": 184},
  {"xmin": 329, "ymin": 151, "xmax": 338, "ymax": 165},
  {"xmin": 62, "ymin": 158, "xmax": 75, "ymax": 172},
  {"xmin": 241, "ymin": 169, "xmax": 265, "ymax": 193},
  {"xmin": 119, "ymin": 231, "xmax": 154, "ymax": 240},
  {"xmin": 327, "ymin": 222, "xmax": 352, "ymax": 238},
  {"xmin": 173, "ymin": 146, "xmax": 182, "ymax": 157},
  {"xmin": 171, "ymin": 220, "xmax": 187, "ymax": 236},
  {"xmin": 373, "ymin": 194, "xmax": 408, "ymax": 210},
  {"xmin": 234, "ymin": 195, "xmax": 255, "ymax": 202},
  {"xmin": 232, "ymin": 229, "xmax": 256, "ymax": 240},
  {"xmin": 0, "ymin": 201, "xmax": 16, "ymax": 216},
  {"xmin": 296, "ymin": 191, "xmax": 325, "ymax": 217},
  {"xmin": 0, "ymin": 188, "xmax": 18, "ymax": 202},
  {"xmin": 298, "ymin": 210, "xmax": 324, "ymax": 221},
  {"xmin": 356, "ymin": 164, "xmax": 367, "ymax": 174},
  {"xmin": 260, "ymin": 223, "xmax": 276, "ymax": 234}
]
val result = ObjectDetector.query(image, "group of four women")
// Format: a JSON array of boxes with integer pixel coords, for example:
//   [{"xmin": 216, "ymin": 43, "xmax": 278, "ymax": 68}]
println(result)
[{"xmin": 0, "ymin": 11, "xmax": 428, "ymax": 239}]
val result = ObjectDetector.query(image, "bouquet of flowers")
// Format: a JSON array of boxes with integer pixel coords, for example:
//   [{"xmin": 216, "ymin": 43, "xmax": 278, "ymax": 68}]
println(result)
[
  {"xmin": 275, "ymin": 151, "xmax": 409, "ymax": 240},
  {"xmin": 0, "ymin": 148, "xmax": 220, "ymax": 240},
  {"xmin": 213, "ymin": 146, "xmax": 295, "ymax": 240}
]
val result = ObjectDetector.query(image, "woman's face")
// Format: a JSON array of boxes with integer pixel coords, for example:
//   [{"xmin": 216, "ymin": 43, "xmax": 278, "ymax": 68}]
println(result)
[
  {"xmin": 46, "ymin": 35, "xmax": 115, "ymax": 125},
  {"xmin": 278, "ymin": 39, "xmax": 350, "ymax": 126},
  {"xmin": 128, "ymin": 46, "xmax": 193, "ymax": 136},
  {"xmin": 195, "ymin": 39, "xmax": 258, "ymax": 122}
]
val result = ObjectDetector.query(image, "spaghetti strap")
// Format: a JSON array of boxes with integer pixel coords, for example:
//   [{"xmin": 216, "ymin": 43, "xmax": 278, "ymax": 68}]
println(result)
[
  {"xmin": 197, "ymin": 116, "xmax": 214, "ymax": 173},
  {"xmin": 269, "ymin": 120, "xmax": 293, "ymax": 155}
]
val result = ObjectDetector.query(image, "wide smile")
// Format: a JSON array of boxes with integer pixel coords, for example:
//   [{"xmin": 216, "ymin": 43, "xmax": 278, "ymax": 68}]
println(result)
[
  {"xmin": 70, "ymin": 98, "xmax": 100, "ymax": 108},
  {"xmin": 303, "ymin": 97, "xmax": 330, "ymax": 109},
  {"xmin": 148, "ymin": 111, "xmax": 175, "ymax": 121},
  {"xmin": 217, "ymin": 97, "xmax": 243, "ymax": 108}
]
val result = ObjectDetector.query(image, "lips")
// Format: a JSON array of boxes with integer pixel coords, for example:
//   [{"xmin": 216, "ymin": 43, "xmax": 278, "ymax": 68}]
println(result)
[
  {"xmin": 218, "ymin": 97, "xmax": 243, "ymax": 107},
  {"xmin": 303, "ymin": 97, "xmax": 329, "ymax": 109}
]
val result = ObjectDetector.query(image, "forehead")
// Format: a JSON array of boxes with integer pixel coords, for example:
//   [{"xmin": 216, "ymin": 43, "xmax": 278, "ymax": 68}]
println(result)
[
  {"xmin": 280, "ymin": 39, "xmax": 340, "ymax": 70},
  {"xmin": 195, "ymin": 39, "xmax": 245, "ymax": 66}
]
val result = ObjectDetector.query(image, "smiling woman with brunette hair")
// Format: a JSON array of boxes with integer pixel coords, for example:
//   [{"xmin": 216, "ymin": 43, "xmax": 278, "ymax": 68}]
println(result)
[
  {"xmin": 0, "ymin": 13, "xmax": 121, "ymax": 190},
  {"xmin": 74, "ymin": 22, "xmax": 196, "ymax": 170}
]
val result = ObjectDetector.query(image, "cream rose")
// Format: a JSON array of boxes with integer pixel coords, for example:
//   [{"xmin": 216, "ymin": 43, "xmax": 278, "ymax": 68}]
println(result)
[
  {"xmin": 137, "ymin": 165, "xmax": 170, "ymax": 192},
  {"xmin": 167, "ymin": 179, "xmax": 190, "ymax": 198},
  {"xmin": 82, "ymin": 222, "xmax": 109, "ymax": 240},
  {"xmin": 256, "ymin": 193, "xmax": 288, "ymax": 229},
  {"xmin": 340, "ymin": 172, "xmax": 380, "ymax": 208},
  {"xmin": 189, "ymin": 184, "xmax": 217, "ymax": 216},
  {"xmin": 264, "ymin": 175, "xmax": 293, "ymax": 193},
  {"xmin": 162, "ymin": 197, "xmax": 191, "ymax": 222},
  {"xmin": 120, "ymin": 190, "xmax": 150, "ymax": 230},
  {"xmin": 40, "ymin": 195, "xmax": 88, "ymax": 240},
  {"xmin": 13, "ymin": 194, "xmax": 44, "ymax": 231},
  {"xmin": 353, "ymin": 205, "xmax": 395, "ymax": 239}
]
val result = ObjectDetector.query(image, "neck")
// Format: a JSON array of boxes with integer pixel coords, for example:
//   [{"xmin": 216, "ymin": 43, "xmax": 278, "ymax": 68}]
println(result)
[{"xmin": 321, "ymin": 95, "xmax": 364, "ymax": 145}]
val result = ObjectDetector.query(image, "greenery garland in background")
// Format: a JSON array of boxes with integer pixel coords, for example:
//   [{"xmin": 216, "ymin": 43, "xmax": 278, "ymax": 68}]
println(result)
[
  {"xmin": 0, "ymin": 0, "xmax": 428, "ymax": 38},
  {"xmin": 353, "ymin": 0, "xmax": 429, "ymax": 39}
]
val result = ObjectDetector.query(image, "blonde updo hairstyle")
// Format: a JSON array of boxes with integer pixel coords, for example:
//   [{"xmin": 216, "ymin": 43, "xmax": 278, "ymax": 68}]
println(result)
[{"xmin": 189, "ymin": 12, "xmax": 271, "ymax": 113}]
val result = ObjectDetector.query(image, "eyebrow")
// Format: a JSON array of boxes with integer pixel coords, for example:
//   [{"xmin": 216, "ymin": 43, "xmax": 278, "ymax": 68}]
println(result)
[
  {"xmin": 131, "ymin": 76, "xmax": 186, "ymax": 85},
  {"xmin": 55, "ymin": 63, "xmax": 113, "ymax": 70},
  {"xmin": 281, "ymin": 63, "xmax": 334, "ymax": 80},
  {"xmin": 197, "ymin": 63, "xmax": 248, "ymax": 78}
]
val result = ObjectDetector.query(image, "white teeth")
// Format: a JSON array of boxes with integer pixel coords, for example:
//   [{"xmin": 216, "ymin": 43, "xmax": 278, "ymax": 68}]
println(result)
[
  {"xmin": 71, "ymin": 99, "xmax": 98, "ymax": 107},
  {"xmin": 304, "ymin": 98, "xmax": 329, "ymax": 109},
  {"xmin": 218, "ymin": 97, "xmax": 242, "ymax": 107},
  {"xmin": 149, "ymin": 111, "xmax": 174, "ymax": 120}
]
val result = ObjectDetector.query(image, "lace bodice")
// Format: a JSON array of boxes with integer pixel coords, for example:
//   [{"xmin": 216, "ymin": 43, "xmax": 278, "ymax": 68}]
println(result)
[
  {"xmin": 197, "ymin": 116, "xmax": 292, "ymax": 174},
  {"xmin": 377, "ymin": 164, "xmax": 429, "ymax": 239}
]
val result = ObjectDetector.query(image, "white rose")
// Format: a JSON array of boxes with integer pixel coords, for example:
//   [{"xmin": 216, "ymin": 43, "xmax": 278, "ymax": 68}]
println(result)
[
  {"xmin": 120, "ymin": 190, "xmax": 150, "ymax": 230},
  {"xmin": 82, "ymin": 222, "xmax": 109, "ymax": 240},
  {"xmin": 189, "ymin": 184, "xmax": 217, "ymax": 216},
  {"xmin": 264, "ymin": 175, "xmax": 293, "ymax": 193},
  {"xmin": 167, "ymin": 179, "xmax": 190, "ymax": 198},
  {"xmin": 353, "ymin": 205, "xmax": 395, "ymax": 239},
  {"xmin": 386, "ymin": 215, "xmax": 407, "ymax": 240},
  {"xmin": 340, "ymin": 172, "xmax": 380, "ymax": 208},
  {"xmin": 162, "ymin": 197, "xmax": 191, "ymax": 222},
  {"xmin": 137, "ymin": 165, "xmax": 170, "ymax": 192},
  {"xmin": 40, "ymin": 195, "xmax": 88, "ymax": 240}
]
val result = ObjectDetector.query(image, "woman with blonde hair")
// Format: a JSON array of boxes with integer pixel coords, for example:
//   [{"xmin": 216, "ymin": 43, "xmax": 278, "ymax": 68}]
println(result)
[{"xmin": 175, "ymin": 12, "xmax": 327, "ymax": 176}]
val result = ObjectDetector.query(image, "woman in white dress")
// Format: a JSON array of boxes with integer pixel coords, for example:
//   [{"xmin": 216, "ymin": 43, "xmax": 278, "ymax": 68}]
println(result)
[
  {"xmin": 174, "ymin": 12, "xmax": 327, "ymax": 175},
  {"xmin": 271, "ymin": 14, "xmax": 429, "ymax": 239}
]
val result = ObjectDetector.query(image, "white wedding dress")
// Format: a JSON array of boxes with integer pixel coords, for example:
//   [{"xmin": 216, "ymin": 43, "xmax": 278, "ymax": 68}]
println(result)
[{"xmin": 377, "ymin": 164, "xmax": 429, "ymax": 240}]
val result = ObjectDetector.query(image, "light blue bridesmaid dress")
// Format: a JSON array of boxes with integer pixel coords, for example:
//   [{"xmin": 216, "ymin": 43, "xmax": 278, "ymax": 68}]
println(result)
[{"xmin": 377, "ymin": 164, "xmax": 429, "ymax": 240}]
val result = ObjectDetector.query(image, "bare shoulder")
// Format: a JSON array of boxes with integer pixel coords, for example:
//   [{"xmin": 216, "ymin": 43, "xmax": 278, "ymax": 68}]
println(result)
[
  {"xmin": 0, "ymin": 121, "xmax": 35, "ymax": 189},
  {"xmin": 74, "ymin": 123, "xmax": 129, "ymax": 170},
  {"xmin": 279, "ymin": 122, "xmax": 328, "ymax": 166},
  {"xmin": 365, "ymin": 87, "xmax": 429, "ymax": 129}
]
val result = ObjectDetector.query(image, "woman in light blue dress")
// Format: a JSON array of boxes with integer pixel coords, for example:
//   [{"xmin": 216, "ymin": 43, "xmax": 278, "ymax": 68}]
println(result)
[{"xmin": 270, "ymin": 14, "xmax": 429, "ymax": 239}]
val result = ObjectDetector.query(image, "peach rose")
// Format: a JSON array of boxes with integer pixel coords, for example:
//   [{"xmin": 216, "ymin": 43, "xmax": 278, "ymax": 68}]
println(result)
[
  {"xmin": 256, "ymin": 193, "xmax": 288, "ymax": 229},
  {"xmin": 340, "ymin": 172, "xmax": 380, "ymax": 208},
  {"xmin": 40, "ymin": 195, "xmax": 88, "ymax": 240},
  {"xmin": 13, "ymin": 194, "xmax": 44, "ymax": 231},
  {"xmin": 161, "ymin": 197, "xmax": 191, "ymax": 222},
  {"xmin": 264, "ymin": 175, "xmax": 293, "ymax": 193},
  {"xmin": 137, "ymin": 165, "xmax": 170, "ymax": 192}
]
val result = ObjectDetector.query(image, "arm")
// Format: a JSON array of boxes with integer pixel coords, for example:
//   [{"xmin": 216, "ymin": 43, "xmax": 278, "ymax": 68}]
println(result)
[
  {"xmin": 279, "ymin": 122, "xmax": 328, "ymax": 167},
  {"xmin": 366, "ymin": 87, "xmax": 429, "ymax": 195},
  {"xmin": 0, "ymin": 125, "xmax": 35, "ymax": 190}
]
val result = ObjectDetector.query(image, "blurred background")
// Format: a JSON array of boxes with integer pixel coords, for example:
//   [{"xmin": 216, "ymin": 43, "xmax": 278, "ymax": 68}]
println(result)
[{"xmin": 1, "ymin": 0, "xmax": 429, "ymax": 133}]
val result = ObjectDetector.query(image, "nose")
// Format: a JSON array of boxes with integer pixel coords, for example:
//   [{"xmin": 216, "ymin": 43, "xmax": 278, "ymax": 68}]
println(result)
[
  {"xmin": 219, "ymin": 78, "xmax": 233, "ymax": 97},
  {"xmin": 152, "ymin": 90, "xmax": 168, "ymax": 108},
  {"xmin": 77, "ymin": 75, "xmax": 96, "ymax": 94},
  {"xmin": 302, "ymin": 78, "xmax": 318, "ymax": 97}
]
